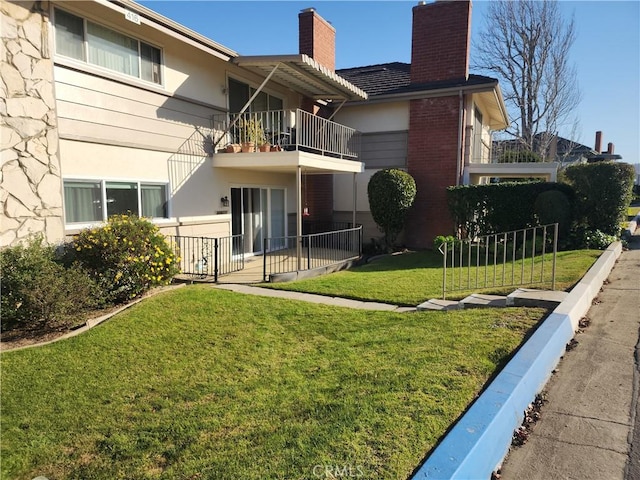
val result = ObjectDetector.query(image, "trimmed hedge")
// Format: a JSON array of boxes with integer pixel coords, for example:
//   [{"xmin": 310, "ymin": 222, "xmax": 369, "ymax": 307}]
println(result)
[
  {"xmin": 447, "ymin": 181, "xmax": 575, "ymax": 238},
  {"xmin": 562, "ymin": 162, "xmax": 635, "ymax": 236}
]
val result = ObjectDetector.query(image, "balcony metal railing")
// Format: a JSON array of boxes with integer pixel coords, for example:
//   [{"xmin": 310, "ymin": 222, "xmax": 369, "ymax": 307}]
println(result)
[
  {"xmin": 168, "ymin": 234, "xmax": 244, "ymax": 281},
  {"xmin": 263, "ymin": 225, "xmax": 362, "ymax": 282},
  {"xmin": 438, "ymin": 224, "xmax": 558, "ymax": 299},
  {"xmin": 211, "ymin": 109, "xmax": 361, "ymax": 159}
]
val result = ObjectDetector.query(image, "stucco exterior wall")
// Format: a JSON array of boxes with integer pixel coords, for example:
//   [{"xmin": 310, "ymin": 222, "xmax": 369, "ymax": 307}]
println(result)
[{"xmin": 1, "ymin": 0, "xmax": 64, "ymax": 247}]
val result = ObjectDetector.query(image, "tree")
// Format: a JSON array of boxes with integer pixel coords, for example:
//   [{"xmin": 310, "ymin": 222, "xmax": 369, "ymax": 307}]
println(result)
[
  {"xmin": 367, "ymin": 169, "xmax": 417, "ymax": 248},
  {"xmin": 476, "ymin": 1, "xmax": 581, "ymax": 158}
]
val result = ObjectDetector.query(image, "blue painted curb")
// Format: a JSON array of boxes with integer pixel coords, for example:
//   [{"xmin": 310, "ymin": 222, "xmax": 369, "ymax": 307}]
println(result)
[{"xmin": 411, "ymin": 242, "xmax": 622, "ymax": 480}]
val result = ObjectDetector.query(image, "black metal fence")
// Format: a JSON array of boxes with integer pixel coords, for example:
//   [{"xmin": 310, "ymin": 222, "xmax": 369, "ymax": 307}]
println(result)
[
  {"xmin": 439, "ymin": 224, "xmax": 558, "ymax": 299},
  {"xmin": 263, "ymin": 226, "xmax": 362, "ymax": 282},
  {"xmin": 168, "ymin": 234, "xmax": 244, "ymax": 281}
]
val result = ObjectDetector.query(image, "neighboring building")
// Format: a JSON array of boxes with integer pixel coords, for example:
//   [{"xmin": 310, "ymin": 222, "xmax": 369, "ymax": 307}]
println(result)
[
  {"xmin": 492, "ymin": 130, "xmax": 623, "ymax": 169},
  {"xmin": 333, "ymin": 1, "xmax": 509, "ymax": 247},
  {"xmin": 4, "ymin": 0, "xmax": 553, "ymax": 254}
]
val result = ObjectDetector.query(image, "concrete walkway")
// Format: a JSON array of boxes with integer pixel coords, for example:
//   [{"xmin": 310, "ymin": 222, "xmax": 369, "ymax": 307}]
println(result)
[
  {"xmin": 500, "ymin": 231, "xmax": 640, "ymax": 479},
  {"xmin": 214, "ymin": 284, "xmax": 416, "ymax": 312}
]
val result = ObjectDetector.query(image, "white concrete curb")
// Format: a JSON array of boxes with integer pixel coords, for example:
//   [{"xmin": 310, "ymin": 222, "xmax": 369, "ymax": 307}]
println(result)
[{"xmin": 412, "ymin": 242, "xmax": 623, "ymax": 479}]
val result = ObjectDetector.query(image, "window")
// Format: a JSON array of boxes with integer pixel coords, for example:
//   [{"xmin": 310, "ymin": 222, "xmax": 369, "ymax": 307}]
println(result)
[
  {"xmin": 64, "ymin": 180, "xmax": 168, "ymax": 224},
  {"xmin": 54, "ymin": 8, "xmax": 162, "ymax": 85}
]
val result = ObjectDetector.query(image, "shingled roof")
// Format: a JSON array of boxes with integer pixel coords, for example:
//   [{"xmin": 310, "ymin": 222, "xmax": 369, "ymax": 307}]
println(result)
[{"xmin": 336, "ymin": 62, "xmax": 499, "ymax": 97}]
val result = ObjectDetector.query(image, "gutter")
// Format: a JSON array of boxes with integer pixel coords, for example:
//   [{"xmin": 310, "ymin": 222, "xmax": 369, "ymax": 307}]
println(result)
[{"xmin": 342, "ymin": 81, "xmax": 500, "ymax": 106}]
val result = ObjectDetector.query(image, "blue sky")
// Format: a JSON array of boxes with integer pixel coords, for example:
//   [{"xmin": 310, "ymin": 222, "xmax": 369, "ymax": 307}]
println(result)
[{"xmin": 140, "ymin": 1, "xmax": 639, "ymax": 164}]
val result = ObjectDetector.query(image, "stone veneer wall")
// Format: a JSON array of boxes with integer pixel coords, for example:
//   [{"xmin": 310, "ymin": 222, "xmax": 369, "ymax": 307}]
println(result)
[{"xmin": 1, "ymin": 0, "xmax": 64, "ymax": 248}]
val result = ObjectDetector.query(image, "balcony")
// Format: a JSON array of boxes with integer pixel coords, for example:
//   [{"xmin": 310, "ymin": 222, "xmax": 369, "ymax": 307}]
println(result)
[
  {"xmin": 464, "ymin": 133, "xmax": 559, "ymax": 184},
  {"xmin": 211, "ymin": 109, "xmax": 362, "ymax": 174}
]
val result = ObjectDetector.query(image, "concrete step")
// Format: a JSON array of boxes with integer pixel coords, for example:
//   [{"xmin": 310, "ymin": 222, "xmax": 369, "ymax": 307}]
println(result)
[
  {"xmin": 506, "ymin": 288, "xmax": 569, "ymax": 308},
  {"xmin": 416, "ymin": 299, "xmax": 462, "ymax": 311},
  {"xmin": 459, "ymin": 294, "xmax": 507, "ymax": 309}
]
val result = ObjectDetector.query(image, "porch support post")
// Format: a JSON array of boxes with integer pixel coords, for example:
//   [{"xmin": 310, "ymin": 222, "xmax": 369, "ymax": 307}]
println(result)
[
  {"xmin": 352, "ymin": 172, "xmax": 357, "ymax": 228},
  {"xmin": 296, "ymin": 165, "xmax": 302, "ymax": 270}
]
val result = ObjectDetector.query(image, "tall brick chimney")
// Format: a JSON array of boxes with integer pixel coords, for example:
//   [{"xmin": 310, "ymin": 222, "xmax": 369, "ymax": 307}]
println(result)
[
  {"xmin": 595, "ymin": 131, "xmax": 602, "ymax": 153},
  {"xmin": 410, "ymin": 0, "xmax": 472, "ymax": 84},
  {"xmin": 299, "ymin": 8, "xmax": 335, "ymax": 71},
  {"xmin": 406, "ymin": 1, "xmax": 472, "ymax": 249},
  {"xmin": 298, "ymin": 8, "xmax": 336, "ymax": 223}
]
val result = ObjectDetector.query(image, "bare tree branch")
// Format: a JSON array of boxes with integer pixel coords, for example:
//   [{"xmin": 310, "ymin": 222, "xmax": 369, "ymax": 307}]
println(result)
[{"xmin": 473, "ymin": 0, "xmax": 581, "ymax": 156}]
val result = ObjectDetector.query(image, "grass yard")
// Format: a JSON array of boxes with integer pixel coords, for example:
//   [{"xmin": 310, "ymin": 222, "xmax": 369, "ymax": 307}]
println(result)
[
  {"xmin": 628, "ymin": 205, "xmax": 640, "ymax": 220},
  {"xmin": 265, "ymin": 249, "xmax": 601, "ymax": 306},
  {"xmin": 1, "ymin": 286, "xmax": 545, "ymax": 480}
]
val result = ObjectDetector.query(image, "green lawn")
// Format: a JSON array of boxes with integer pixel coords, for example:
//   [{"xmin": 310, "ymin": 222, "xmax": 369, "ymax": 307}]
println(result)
[
  {"xmin": 628, "ymin": 205, "xmax": 640, "ymax": 220},
  {"xmin": 1, "ymin": 286, "xmax": 545, "ymax": 480},
  {"xmin": 265, "ymin": 249, "xmax": 601, "ymax": 305}
]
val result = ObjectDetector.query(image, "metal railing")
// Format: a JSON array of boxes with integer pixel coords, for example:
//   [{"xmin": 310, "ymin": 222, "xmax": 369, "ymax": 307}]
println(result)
[
  {"xmin": 439, "ymin": 224, "xmax": 558, "ymax": 299},
  {"xmin": 263, "ymin": 225, "xmax": 362, "ymax": 281},
  {"xmin": 211, "ymin": 109, "xmax": 361, "ymax": 159},
  {"xmin": 168, "ymin": 234, "xmax": 244, "ymax": 281}
]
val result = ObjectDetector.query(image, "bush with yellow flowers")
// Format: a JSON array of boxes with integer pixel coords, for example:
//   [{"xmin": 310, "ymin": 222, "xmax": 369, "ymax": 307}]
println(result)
[{"xmin": 70, "ymin": 215, "xmax": 179, "ymax": 304}]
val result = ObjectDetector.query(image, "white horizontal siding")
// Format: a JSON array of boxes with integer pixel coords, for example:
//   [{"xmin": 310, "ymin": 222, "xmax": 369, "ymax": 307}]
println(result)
[{"xmin": 54, "ymin": 65, "xmax": 223, "ymax": 151}]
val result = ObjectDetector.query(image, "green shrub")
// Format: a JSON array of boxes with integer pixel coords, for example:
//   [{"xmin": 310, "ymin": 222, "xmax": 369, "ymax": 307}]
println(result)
[
  {"xmin": 0, "ymin": 236, "xmax": 100, "ymax": 331},
  {"xmin": 432, "ymin": 235, "xmax": 460, "ymax": 251},
  {"xmin": 533, "ymin": 190, "xmax": 572, "ymax": 239},
  {"xmin": 70, "ymin": 215, "xmax": 179, "ymax": 304},
  {"xmin": 367, "ymin": 169, "xmax": 417, "ymax": 248},
  {"xmin": 447, "ymin": 181, "xmax": 575, "ymax": 239},
  {"xmin": 563, "ymin": 162, "xmax": 635, "ymax": 236},
  {"xmin": 569, "ymin": 228, "xmax": 617, "ymax": 250}
]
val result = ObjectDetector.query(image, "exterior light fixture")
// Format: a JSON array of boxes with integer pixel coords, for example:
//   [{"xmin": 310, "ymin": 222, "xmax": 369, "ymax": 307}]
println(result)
[{"xmin": 220, "ymin": 196, "xmax": 229, "ymax": 207}]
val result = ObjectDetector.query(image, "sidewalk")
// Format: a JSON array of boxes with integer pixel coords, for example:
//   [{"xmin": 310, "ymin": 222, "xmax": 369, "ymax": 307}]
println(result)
[{"xmin": 500, "ymin": 231, "xmax": 640, "ymax": 479}]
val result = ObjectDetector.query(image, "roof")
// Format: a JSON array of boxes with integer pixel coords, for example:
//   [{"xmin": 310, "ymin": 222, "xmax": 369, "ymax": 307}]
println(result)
[
  {"xmin": 336, "ymin": 62, "xmax": 500, "ymax": 97},
  {"xmin": 336, "ymin": 62, "xmax": 411, "ymax": 96},
  {"xmin": 337, "ymin": 62, "xmax": 508, "ymax": 130},
  {"xmin": 232, "ymin": 55, "xmax": 368, "ymax": 102}
]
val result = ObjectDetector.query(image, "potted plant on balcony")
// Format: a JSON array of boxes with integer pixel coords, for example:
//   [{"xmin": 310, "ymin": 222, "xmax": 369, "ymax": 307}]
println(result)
[{"xmin": 239, "ymin": 118, "xmax": 265, "ymax": 153}]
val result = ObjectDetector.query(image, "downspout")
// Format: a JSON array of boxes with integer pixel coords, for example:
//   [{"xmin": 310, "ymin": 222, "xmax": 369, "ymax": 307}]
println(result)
[{"xmin": 456, "ymin": 90, "xmax": 464, "ymax": 186}]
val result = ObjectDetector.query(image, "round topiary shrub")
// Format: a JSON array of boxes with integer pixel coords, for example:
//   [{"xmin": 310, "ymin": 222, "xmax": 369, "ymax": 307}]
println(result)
[
  {"xmin": 70, "ymin": 215, "xmax": 179, "ymax": 304},
  {"xmin": 533, "ymin": 190, "xmax": 573, "ymax": 238},
  {"xmin": 367, "ymin": 169, "xmax": 417, "ymax": 248}
]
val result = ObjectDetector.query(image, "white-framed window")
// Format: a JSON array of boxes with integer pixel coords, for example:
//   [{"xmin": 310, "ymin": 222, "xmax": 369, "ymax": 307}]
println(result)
[
  {"xmin": 54, "ymin": 8, "xmax": 162, "ymax": 85},
  {"xmin": 63, "ymin": 179, "xmax": 168, "ymax": 224}
]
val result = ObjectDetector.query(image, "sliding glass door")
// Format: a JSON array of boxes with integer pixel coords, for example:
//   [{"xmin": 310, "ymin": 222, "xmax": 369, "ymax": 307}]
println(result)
[{"xmin": 231, "ymin": 187, "xmax": 286, "ymax": 255}]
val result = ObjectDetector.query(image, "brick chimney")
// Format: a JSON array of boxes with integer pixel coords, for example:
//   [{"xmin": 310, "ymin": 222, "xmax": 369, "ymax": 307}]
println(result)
[
  {"xmin": 299, "ymin": 8, "xmax": 335, "ymax": 71},
  {"xmin": 411, "ymin": 0, "xmax": 472, "ymax": 84},
  {"xmin": 298, "ymin": 8, "xmax": 336, "ymax": 224},
  {"xmin": 595, "ymin": 131, "xmax": 602, "ymax": 153},
  {"xmin": 405, "ymin": 1, "xmax": 473, "ymax": 249},
  {"xmin": 607, "ymin": 142, "xmax": 614, "ymax": 154}
]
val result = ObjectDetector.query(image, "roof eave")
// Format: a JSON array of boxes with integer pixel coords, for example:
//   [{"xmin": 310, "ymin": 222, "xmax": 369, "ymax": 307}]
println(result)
[
  {"xmin": 105, "ymin": 0, "xmax": 238, "ymax": 60},
  {"xmin": 233, "ymin": 54, "xmax": 368, "ymax": 102}
]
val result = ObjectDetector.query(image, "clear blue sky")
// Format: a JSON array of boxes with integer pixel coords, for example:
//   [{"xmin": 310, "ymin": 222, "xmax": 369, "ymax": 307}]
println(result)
[{"xmin": 140, "ymin": 0, "xmax": 640, "ymax": 165}]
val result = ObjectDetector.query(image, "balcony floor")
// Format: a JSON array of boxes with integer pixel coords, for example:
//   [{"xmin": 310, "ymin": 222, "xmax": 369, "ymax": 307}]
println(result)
[{"xmin": 212, "ymin": 149, "xmax": 363, "ymax": 174}]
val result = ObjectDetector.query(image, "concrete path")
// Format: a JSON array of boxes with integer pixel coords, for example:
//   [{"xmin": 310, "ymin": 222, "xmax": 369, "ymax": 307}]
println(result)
[
  {"xmin": 500, "ymin": 231, "xmax": 640, "ymax": 479},
  {"xmin": 214, "ymin": 284, "xmax": 416, "ymax": 312}
]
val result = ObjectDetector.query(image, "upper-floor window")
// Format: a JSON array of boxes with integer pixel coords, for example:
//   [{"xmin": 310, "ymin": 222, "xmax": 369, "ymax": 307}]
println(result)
[{"xmin": 54, "ymin": 8, "xmax": 162, "ymax": 85}]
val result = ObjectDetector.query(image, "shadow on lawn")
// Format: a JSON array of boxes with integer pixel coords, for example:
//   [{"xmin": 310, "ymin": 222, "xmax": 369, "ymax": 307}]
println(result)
[{"xmin": 357, "ymin": 250, "xmax": 443, "ymax": 273}]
